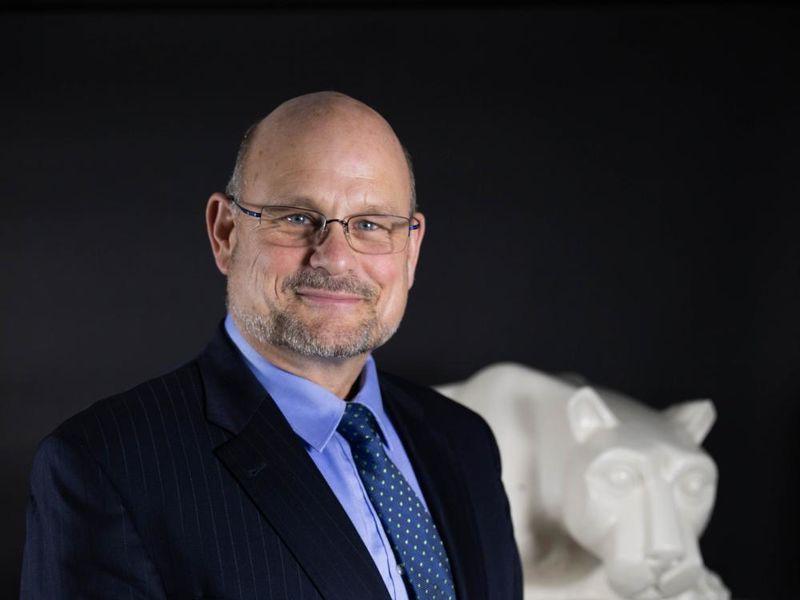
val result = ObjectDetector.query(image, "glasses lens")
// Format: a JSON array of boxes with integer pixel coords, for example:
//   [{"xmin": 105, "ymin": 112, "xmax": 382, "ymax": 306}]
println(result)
[
  {"xmin": 259, "ymin": 206, "xmax": 324, "ymax": 247},
  {"xmin": 347, "ymin": 215, "xmax": 411, "ymax": 254}
]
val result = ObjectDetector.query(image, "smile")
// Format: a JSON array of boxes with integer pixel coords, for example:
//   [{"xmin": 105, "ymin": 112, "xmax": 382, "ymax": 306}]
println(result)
[{"xmin": 294, "ymin": 289, "xmax": 366, "ymax": 305}]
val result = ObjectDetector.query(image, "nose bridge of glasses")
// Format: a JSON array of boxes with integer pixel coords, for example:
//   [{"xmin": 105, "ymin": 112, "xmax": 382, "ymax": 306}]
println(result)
[
  {"xmin": 313, "ymin": 217, "xmax": 353, "ymax": 250},
  {"xmin": 319, "ymin": 217, "xmax": 349, "ymax": 234}
]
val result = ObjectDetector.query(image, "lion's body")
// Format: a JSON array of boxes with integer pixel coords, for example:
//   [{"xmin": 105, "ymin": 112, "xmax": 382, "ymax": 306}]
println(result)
[{"xmin": 437, "ymin": 363, "xmax": 728, "ymax": 600}]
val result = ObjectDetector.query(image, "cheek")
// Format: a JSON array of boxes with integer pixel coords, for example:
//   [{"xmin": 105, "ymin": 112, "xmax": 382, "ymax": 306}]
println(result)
[
  {"xmin": 369, "ymin": 259, "xmax": 409, "ymax": 307},
  {"xmin": 565, "ymin": 495, "xmax": 617, "ymax": 548},
  {"xmin": 681, "ymin": 505, "xmax": 713, "ymax": 536},
  {"xmin": 232, "ymin": 241, "xmax": 303, "ymax": 301}
]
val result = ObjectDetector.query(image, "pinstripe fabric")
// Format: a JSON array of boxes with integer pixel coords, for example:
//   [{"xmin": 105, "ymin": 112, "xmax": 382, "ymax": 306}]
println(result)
[{"xmin": 21, "ymin": 322, "xmax": 522, "ymax": 599}]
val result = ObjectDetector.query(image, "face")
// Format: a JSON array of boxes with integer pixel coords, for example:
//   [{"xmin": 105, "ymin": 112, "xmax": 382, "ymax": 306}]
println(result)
[
  {"xmin": 210, "ymin": 107, "xmax": 424, "ymax": 362},
  {"xmin": 562, "ymin": 432, "xmax": 717, "ymax": 599}
]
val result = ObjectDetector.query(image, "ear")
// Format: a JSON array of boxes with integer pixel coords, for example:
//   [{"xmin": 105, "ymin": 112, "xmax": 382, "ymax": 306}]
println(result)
[
  {"xmin": 206, "ymin": 192, "xmax": 237, "ymax": 275},
  {"xmin": 664, "ymin": 399, "xmax": 716, "ymax": 445},
  {"xmin": 567, "ymin": 387, "xmax": 619, "ymax": 444},
  {"xmin": 406, "ymin": 211, "xmax": 426, "ymax": 289}
]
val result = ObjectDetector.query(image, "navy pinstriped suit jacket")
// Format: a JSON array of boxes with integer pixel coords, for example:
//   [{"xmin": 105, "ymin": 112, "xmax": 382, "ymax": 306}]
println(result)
[{"xmin": 21, "ymin": 323, "xmax": 522, "ymax": 599}]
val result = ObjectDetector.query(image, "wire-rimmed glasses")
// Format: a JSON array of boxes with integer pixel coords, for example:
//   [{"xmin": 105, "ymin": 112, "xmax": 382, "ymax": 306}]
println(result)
[{"xmin": 227, "ymin": 195, "xmax": 420, "ymax": 255}]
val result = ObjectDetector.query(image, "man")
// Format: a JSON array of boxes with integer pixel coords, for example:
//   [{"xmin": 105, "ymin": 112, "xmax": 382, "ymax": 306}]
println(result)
[{"xmin": 21, "ymin": 92, "xmax": 522, "ymax": 599}]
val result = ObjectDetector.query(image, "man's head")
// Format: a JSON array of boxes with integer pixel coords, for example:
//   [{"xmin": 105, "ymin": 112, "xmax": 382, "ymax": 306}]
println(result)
[{"xmin": 206, "ymin": 91, "xmax": 425, "ymax": 363}]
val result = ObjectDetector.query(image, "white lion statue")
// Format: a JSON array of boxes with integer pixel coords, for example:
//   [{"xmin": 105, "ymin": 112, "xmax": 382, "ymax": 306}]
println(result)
[{"xmin": 437, "ymin": 363, "xmax": 729, "ymax": 600}]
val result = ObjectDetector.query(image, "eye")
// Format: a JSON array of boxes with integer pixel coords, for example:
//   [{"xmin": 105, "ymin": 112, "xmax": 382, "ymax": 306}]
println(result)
[
  {"xmin": 283, "ymin": 213, "xmax": 316, "ymax": 226},
  {"xmin": 604, "ymin": 464, "xmax": 643, "ymax": 492},
  {"xmin": 588, "ymin": 459, "xmax": 644, "ymax": 496},
  {"xmin": 676, "ymin": 468, "xmax": 715, "ymax": 500},
  {"xmin": 352, "ymin": 218, "xmax": 384, "ymax": 232}
]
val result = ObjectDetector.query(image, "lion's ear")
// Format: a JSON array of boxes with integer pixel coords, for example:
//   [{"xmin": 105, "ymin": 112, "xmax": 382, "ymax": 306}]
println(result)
[
  {"xmin": 567, "ymin": 387, "xmax": 619, "ymax": 444},
  {"xmin": 664, "ymin": 400, "xmax": 716, "ymax": 445}
]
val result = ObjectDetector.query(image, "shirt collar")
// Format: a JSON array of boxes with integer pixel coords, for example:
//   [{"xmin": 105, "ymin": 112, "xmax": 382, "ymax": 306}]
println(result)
[{"xmin": 223, "ymin": 314, "xmax": 392, "ymax": 453}]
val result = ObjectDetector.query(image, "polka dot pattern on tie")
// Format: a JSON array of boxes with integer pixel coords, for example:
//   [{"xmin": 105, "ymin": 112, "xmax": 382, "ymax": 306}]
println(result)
[{"xmin": 337, "ymin": 402, "xmax": 457, "ymax": 600}]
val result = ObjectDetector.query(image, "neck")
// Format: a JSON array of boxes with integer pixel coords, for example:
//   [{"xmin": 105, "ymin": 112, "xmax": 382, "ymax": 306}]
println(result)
[{"xmin": 235, "ymin": 320, "xmax": 369, "ymax": 399}]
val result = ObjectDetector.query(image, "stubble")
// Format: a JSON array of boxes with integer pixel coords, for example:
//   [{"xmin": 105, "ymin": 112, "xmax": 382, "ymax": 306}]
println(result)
[{"xmin": 227, "ymin": 261, "xmax": 400, "ymax": 360}]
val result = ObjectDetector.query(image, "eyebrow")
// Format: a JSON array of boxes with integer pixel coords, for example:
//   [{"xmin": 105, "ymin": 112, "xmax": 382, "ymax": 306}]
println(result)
[
  {"xmin": 273, "ymin": 196, "xmax": 400, "ymax": 215},
  {"xmin": 275, "ymin": 196, "xmax": 318, "ymax": 209}
]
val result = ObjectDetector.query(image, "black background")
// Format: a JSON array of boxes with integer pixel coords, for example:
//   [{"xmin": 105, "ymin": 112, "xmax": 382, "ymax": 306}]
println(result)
[{"xmin": 2, "ymin": 6, "xmax": 798, "ymax": 598}]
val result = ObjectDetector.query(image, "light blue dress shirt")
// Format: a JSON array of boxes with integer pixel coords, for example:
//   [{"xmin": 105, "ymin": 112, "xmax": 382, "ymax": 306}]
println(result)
[{"xmin": 224, "ymin": 314, "xmax": 431, "ymax": 600}]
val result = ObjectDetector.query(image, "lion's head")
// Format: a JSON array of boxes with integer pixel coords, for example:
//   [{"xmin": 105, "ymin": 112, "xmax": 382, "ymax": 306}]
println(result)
[{"xmin": 561, "ymin": 387, "xmax": 718, "ymax": 600}]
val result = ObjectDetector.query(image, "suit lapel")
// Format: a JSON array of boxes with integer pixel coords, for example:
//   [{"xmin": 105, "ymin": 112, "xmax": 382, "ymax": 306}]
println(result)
[
  {"xmin": 197, "ymin": 324, "xmax": 390, "ymax": 600},
  {"xmin": 380, "ymin": 376, "xmax": 488, "ymax": 600}
]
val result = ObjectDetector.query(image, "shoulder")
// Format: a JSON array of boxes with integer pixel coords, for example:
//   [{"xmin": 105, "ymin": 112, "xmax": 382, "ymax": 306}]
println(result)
[{"xmin": 40, "ymin": 359, "xmax": 204, "ymax": 469}]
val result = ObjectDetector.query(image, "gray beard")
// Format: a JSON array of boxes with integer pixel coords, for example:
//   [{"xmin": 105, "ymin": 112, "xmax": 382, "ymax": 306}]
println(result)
[{"xmin": 227, "ymin": 269, "xmax": 400, "ymax": 360}]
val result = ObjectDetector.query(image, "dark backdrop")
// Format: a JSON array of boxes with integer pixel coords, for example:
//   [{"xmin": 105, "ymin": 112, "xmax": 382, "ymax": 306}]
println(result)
[{"xmin": 2, "ymin": 7, "xmax": 798, "ymax": 598}]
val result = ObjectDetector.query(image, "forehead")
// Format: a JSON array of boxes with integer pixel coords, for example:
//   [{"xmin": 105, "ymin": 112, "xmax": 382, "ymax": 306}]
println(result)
[
  {"xmin": 245, "ymin": 110, "xmax": 411, "ymax": 213},
  {"xmin": 586, "ymin": 422, "xmax": 715, "ymax": 471},
  {"xmin": 599, "ymin": 419, "xmax": 702, "ymax": 452}
]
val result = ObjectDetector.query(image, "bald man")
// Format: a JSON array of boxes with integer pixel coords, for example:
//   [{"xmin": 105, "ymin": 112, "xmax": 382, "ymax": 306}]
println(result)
[{"xmin": 21, "ymin": 92, "xmax": 522, "ymax": 600}]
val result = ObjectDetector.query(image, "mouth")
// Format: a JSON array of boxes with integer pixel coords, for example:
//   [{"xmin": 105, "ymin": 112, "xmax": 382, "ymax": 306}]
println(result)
[
  {"xmin": 294, "ymin": 288, "xmax": 367, "ymax": 305},
  {"xmin": 632, "ymin": 586, "xmax": 661, "ymax": 600}
]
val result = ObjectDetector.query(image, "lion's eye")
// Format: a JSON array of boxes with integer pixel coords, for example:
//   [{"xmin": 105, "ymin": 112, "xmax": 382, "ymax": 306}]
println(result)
[
  {"xmin": 677, "ymin": 469, "xmax": 713, "ymax": 499},
  {"xmin": 603, "ymin": 464, "xmax": 643, "ymax": 492}
]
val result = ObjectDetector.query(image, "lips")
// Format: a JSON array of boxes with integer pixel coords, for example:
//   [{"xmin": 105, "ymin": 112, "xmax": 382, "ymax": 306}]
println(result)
[
  {"xmin": 294, "ymin": 288, "xmax": 366, "ymax": 304},
  {"xmin": 632, "ymin": 586, "xmax": 661, "ymax": 600},
  {"xmin": 284, "ymin": 269, "xmax": 377, "ymax": 301}
]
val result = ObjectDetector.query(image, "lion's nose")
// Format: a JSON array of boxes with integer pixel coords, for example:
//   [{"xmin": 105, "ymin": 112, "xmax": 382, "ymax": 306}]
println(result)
[
  {"xmin": 648, "ymin": 546, "xmax": 683, "ymax": 564},
  {"xmin": 644, "ymin": 478, "xmax": 685, "ymax": 566},
  {"xmin": 646, "ymin": 554, "xmax": 681, "ymax": 576}
]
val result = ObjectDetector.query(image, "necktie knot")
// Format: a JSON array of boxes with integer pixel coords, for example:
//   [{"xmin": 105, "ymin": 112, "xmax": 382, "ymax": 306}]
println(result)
[{"xmin": 337, "ymin": 402, "xmax": 382, "ymax": 448}]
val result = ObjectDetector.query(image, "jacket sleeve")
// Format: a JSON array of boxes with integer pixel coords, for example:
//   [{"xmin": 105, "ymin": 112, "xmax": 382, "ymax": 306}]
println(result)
[{"xmin": 20, "ymin": 433, "xmax": 166, "ymax": 599}]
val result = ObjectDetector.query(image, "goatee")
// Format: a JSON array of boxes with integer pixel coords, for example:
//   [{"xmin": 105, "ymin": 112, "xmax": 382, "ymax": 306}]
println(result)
[{"xmin": 228, "ymin": 269, "xmax": 400, "ymax": 360}]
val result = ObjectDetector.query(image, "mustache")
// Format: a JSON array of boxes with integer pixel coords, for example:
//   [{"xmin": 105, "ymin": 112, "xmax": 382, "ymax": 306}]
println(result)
[{"xmin": 283, "ymin": 269, "xmax": 378, "ymax": 300}]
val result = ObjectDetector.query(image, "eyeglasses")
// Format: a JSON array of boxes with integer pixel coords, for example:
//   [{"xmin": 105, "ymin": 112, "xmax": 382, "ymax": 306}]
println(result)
[{"xmin": 227, "ymin": 196, "xmax": 420, "ymax": 255}]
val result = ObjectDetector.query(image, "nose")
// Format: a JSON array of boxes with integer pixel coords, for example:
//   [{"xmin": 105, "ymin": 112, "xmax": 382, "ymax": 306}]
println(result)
[
  {"xmin": 308, "ymin": 220, "xmax": 358, "ymax": 275},
  {"xmin": 645, "ymin": 479, "xmax": 685, "ymax": 569}
]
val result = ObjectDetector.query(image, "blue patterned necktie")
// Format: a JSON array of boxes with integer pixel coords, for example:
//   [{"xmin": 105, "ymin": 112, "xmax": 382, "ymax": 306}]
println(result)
[{"xmin": 337, "ymin": 402, "xmax": 458, "ymax": 600}]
